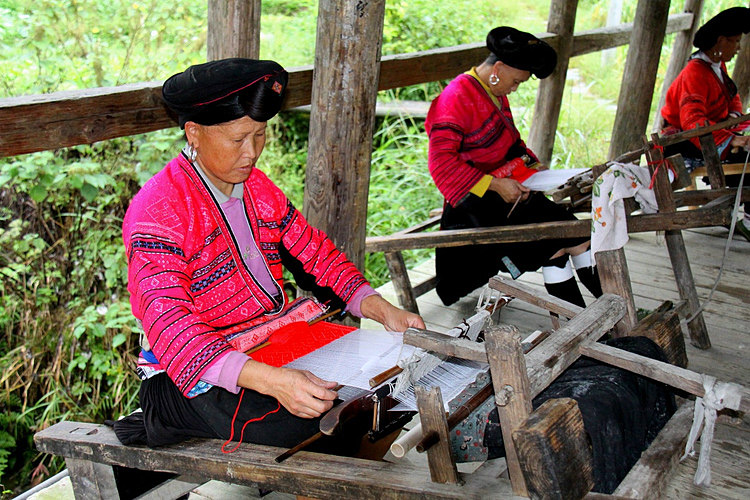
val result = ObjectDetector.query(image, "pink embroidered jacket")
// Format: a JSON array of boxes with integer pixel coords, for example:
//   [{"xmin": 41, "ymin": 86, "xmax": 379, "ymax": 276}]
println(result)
[
  {"xmin": 123, "ymin": 154, "xmax": 368, "ymax": 396},
  {"xmin": 425, "ymin": 72, "xmax": 538, "ymax": 207}
]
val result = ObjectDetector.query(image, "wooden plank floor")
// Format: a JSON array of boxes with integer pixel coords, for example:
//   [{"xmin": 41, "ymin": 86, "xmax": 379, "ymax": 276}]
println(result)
[{"xmin": 366, "ymin": 225, "xmax": 749, "ymax": 498}]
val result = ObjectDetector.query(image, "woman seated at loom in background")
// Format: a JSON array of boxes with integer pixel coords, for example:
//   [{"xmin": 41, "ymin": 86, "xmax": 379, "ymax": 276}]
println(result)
[
  {"xmin": 425, "ymin": 26, "xmax": 602, "ymax": 307},
  {"xmin": 115, "ymin": 58, "xmax": 424, "ymax": 453},
  {"xmin": 660, "ymin": 7, "xmax": 750, "ymax": 240}
]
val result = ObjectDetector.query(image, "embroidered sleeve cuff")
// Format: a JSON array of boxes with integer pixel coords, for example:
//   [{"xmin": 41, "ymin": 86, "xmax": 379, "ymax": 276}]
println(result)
[
  {"xmin": 469, "ymin": 175, "xmax": 493, "ymax": 197},
  {"xmin": 345, "ymin": 284, "xmax": 380, "ymax": 318}
]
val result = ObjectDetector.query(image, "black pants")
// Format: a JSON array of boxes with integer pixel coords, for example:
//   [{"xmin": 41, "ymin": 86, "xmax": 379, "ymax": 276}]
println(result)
[{"xmin": 435, "ymin": 191, "xmax": 588, "ymax": 305}]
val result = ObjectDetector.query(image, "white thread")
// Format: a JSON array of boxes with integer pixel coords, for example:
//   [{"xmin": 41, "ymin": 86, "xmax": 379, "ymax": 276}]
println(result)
[{"xmin": 681, "ymin": 375, "xmax": 743, "ymax": 486}]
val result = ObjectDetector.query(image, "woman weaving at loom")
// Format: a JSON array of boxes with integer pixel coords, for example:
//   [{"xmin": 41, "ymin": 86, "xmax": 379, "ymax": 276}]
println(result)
[
  {"xmin": 115, "ymin": 58, "xmax": 424, "ymax": 452},
  {"xmin": 660, "ymin": 7, "xmax": 750, "ymax": 240},
  {"xmin": 425, "ymin": 26, "xmax": 603, "ymax": 307}
]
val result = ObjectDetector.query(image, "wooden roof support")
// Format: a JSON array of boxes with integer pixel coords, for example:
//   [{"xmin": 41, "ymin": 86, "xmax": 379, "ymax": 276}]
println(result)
[
  {"xmin": 733, "ymin": 1, "xmax": 750, "ymax": 105},
  {"xmin": 207, "ymin": 0, "xmax": 261, "ymax": 60},
  {"xmin": 652, "ymin": 0, "xmax": 705, "ymax": 132},
  {"xmin": 303, "ymin": 0, "xmax": 385, "ymax": 268},
  {"xmin": 609, "ymin": 0, "xmax": 670, "ymax": 159},
  {"xmin": 528, "ymin": 0, "xmax": 579, "ymax": 166}
]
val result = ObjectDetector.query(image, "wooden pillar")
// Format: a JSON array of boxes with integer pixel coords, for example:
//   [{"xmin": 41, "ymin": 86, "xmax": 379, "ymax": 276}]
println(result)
[
  {"xmin": 646, "ymin": 142, "xmax": 711, "ymax": 349},
  {"xmin": 609, "ymin": 0, "xmax": 669, "ymax": 159},
  {"xmin": 207, "ymin": 0, "xmax": 261, "ymax": 60},
  {"xmin": 527, "ymin": 0, "xmax": 578, "ymax": 165},
  {"xmin": 733, "ymin": 25, "xmax": 750, "ymax": 108},
  {"xmin": 652, "ymin": 0, "xmax": 705, "ymax": 132},
  {"xmin": 414, "ymin": 386, "xmax": 461, "ymax": 484},
  {"xmin": 595, "ymin": 248, "xmax": 638, "ymax": 337},
  {"xmin": 303, "ymin": 0, "xmax": 386, "ymax": 269},
  {"xmin": 485, "ymin": 325, "xmax": 532, "ymax": 497}
]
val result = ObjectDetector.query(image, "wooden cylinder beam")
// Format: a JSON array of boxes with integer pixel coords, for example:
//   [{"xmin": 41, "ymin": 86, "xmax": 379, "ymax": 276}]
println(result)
[
  {"xmin": 609, "ymin": 0, "xmax": 670, "ymax": 159},
  {"xmin": 652, "ymin": 0, "xmax": 705, "ymax": 132},
  {"xmin": 303, "ymin": 0, "xmax": 386, "ymax": 269},
  {"xmin": 527, "ymin": 0, "xmax": 579, "ymax": 165},
  {"xmin": 207, "ymin": 0, "xmax": 261, "ymax": 60}
]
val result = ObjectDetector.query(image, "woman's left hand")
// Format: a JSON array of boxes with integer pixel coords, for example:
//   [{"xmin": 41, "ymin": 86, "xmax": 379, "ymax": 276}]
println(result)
[{"xmin": 360, "ymin": 295, "xmax": 425, "ymax": 332}]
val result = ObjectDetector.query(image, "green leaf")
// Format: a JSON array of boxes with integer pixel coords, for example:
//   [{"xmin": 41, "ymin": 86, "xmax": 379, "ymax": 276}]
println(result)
[
  {"xmin": 112, "ymin": 333, "xmax": 127, "ymax": 348},
  {"xmin": 80, "ymin": 182, "xmax": 99, "ymax": 202},
  {"xmin": 29, "ymin": 184, "xmax": 47, "ymax": 202}
]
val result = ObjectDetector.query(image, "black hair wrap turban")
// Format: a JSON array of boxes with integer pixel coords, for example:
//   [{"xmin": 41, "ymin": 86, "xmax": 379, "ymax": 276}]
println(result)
[
  {"xmin": 693, "ymin": 7, "xmax": 750, "ymax": 51},
  {"xmin": 162, "ymin": 58, "xmax": 288, "ymax": 128},
  {"xmin": 486, "ymin": 26, "xmax": 557, "ymax": 79}
]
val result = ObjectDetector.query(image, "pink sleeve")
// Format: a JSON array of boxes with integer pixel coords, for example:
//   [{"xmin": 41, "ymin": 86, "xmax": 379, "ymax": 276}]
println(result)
[
  {"xmin": 344, "ymin": 284, "xmax": 380, "ymax": 318},
  {"xmin": 200, "ymin": 350, "xmax": 250, "ymax": 394}
]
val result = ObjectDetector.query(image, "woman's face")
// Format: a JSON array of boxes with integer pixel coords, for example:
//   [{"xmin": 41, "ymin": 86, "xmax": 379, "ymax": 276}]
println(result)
[
  {"xmin": 490, "ymin": 62, "xmax": 531, "ymax": 97},
  {"xmin": 185, "ymin": 116, "xmax": 267, "ymax": 196},
  {"xmin": 715, "ymin": 34, "xmax": 742, "ymax": 63}
]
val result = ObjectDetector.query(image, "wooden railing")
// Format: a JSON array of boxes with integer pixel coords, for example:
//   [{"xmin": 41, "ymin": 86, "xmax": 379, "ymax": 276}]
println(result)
[{"xmin": 0, "ymin": 13, "xmax": 694, "ymax": 158}]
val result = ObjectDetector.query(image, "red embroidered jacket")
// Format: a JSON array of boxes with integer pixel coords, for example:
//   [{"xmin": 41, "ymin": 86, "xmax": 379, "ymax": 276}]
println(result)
[
  {"xmin": 425, "ymin": 72, "xmax": 538, "ymax": 207},
  {"xmin": 123, "ymin": 154, "xmax": 368, "ymax": 396},
  {"xmin": 661, "ymin": 57, "xmax": 746, "ymax": 153}
]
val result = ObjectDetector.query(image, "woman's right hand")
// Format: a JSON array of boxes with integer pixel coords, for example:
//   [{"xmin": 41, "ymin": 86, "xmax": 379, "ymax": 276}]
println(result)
[
  {"xmin": 238, "ymin": 361, "xmax": 339, "ymax": 418},
  {"xmin": 489, "ymin": 177, "xmax": 531, "ymax": 203}
]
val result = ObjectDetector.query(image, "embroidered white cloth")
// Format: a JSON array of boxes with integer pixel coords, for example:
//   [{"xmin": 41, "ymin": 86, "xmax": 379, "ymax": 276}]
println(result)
[{"xmin": 590, "ymin": 162, "xmax": 660, "ymax": 265}]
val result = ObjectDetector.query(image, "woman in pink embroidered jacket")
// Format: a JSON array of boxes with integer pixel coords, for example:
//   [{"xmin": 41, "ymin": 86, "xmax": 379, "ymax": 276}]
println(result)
[
  {"xmin": 426, "ymin": 27, "xmax": 603, "ymax": 307},
  {"xmin": 117, "ymin": 58, "xmax": 424, "ymax": 451}
]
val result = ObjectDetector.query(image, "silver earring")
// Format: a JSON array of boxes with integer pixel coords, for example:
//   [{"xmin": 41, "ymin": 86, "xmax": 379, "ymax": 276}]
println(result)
[
  {"xmin": 489, "ymin": 74, "xmax": 500, "ymax": 85},
  {"xmin": 186, "ymin": 144, "xmax": 197, "ymax": 161}
]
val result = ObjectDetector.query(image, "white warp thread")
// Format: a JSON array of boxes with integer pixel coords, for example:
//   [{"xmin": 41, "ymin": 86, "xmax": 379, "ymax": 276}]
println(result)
[{"xmin": 680, "ymin": 375, "xmax": 743, "ymax": 486}]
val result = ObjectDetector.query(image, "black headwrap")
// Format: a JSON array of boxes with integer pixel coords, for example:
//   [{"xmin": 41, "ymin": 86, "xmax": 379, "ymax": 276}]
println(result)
[
  {"xmin": 486, "ymin": 26, "xmax": 557, "ymax": 79},
  {"xmin": 693, "ymin": 7, "xmax": 750, "ymax": 51},
  {"xmin": 162, "ymin": 58, "xmax": 288, "ymax": 128}
]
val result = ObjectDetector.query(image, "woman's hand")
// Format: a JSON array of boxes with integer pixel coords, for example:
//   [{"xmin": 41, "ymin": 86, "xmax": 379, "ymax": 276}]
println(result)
[
  {"xmin": 238, "ymin": 361, "xmax": 339, "ymax": 418},
  {"xmin": 360, "ymin": 294, "xmax": 425, "ymax": 332},
  {"xmin": 730, "ymin": 135, "xmax": 750, "ymax": 151},
  {"xmin": 489, "ymin": 177, "xmax": 531, "ymax": 203}
]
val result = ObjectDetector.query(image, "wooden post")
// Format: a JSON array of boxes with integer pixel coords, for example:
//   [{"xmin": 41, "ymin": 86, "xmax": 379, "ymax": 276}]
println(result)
[
  {"xmin": 527, "ymin": 0, "xmax": 579, "ymax": 165},
  {"xmin": 652, "ymin": 0, "xmax": 705, "ymax": 132},
  {"xmin": 303, "ymin": 0, "xmax": 386, "ymax": 269},
  {"xmin": 384, "ymin": 251, "xmax": 419, "ymax": 314},
  {"xmin": 628, "ymin": 301, "xmax": 688, "ymax": 368},
  {"xmin": 646, "ymin": 142, "xmax": 711, "ymax": 349},
  {"xmin": 414, "ymin": 386, "xmax": 460, "ymax": 484},
  {"xmin": 733, "ymin": 3, "xmax": 750, "ymax": 106},
  {"xmin": 207, "ymin": 0, "xmax": 261, "ymax": 60},
  {"xmin": 65, "ymin": 458, "xmax": 120, "ymax": 500},
  {"xmin": 594, "ymin": 248, "xmax": 638, "ymax": 337},
  {"xmin": 485, "ymin": 325, "xmax": 532, "ymax": 497},
  {"xmin": 609, "ymin": 0, "xmax": 670, "ymax": 159},
  {"xmin": 512, "ymin": 398, "xmax": 594, "ymax": 500},
  {"xmin": 699, "ymin": 133, "xmax": 726, "ymax": 188}
]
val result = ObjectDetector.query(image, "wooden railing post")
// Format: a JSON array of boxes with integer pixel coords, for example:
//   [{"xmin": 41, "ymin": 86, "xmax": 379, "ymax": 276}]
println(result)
[
  {"xmin": 527, "ymin": 0, "xmax": 578, "ymax": 165},
  {"xmin": 609, "ymin": 0, "xmax": 670, "ymax": 159},
  {"xmin": 652, "ymin": 0, "xmax": 705, "ymax": 132},
  {"xmin": 303, "ymin": 0, "xmax": 386, "ymax": 269},
  {"xmin": 207, "ymin": 0, "xmax": 261, "ymax": 60}
]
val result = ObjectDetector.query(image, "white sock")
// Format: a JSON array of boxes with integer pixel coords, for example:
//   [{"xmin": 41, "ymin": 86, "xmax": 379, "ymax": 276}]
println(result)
[
  {"xmin": 542, "ymin": 260, "xmax": 574, "ymax": 284},
  {"xmin": 570, "ymin": 249, "xmax": 593, "ymax": 270}
]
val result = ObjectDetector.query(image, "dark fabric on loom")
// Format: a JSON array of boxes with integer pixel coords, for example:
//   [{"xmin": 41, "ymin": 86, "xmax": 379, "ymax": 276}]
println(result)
[
  {"xmin": 113, "ymin": 372, "xmax": 365, "ymax": 456},
  {"xmin": 436, "ymin": 190, "xmax": 587, "ymax": 305},
  {"xmin": 483, "ymin": 336, "xmax": 677, "ymax": 494}
]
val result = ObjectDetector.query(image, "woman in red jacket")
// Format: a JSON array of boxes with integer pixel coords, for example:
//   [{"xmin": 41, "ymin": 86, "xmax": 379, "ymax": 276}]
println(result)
[{"xmin": 661, "ymin": 7, "xmax": 750, "ymax": 238}]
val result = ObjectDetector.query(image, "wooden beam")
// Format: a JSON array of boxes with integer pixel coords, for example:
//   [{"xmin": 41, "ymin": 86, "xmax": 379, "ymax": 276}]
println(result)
[
  {"xmin": 0, "ymin": 13, "xmax": 700, "ymax": 158},
  {"xmin": 527, "ymin": 0, "xmax": 579, "ymax": 165},
  {"xmin": 489, "ymin": 275, "xmax": 584, "ymax": 319},
  {"xmin": 512, "ymin": 398, "xmax": 594, "ymax": 500},
  {"xmin": 628, "ymin": 301, "xmax": 687, "ymax": 369},
  {"xmin": 303, "ymin": 0, "xmax": 386, "ymax": 269},
  {"xmin": 485, "ymin": 325, "xmax": 532, "ymax": 496},
  {"xmin": 595, "ymin": 248, "xmax": 638, "ymax": 336},
  {"xmin": 415, "ymin": 386, "xmax": 461, "ymax": 484},
  {"xmin": 609, "ymin": 0, "xmax": 670, "ymax": 159},
  {"xmin": 207, "ymin": 0, "xmax": 261, "ymax": 60},
  {"xmin": 365, "ymin": 205, "xmax": 732, "ymax": 253},
  {"xmin": 65, "ymin": 458, "xmax": 120, "ymax": 500},
  {"xmin": 579, "ymin": 342, "xmax": 750, "ymax": 413},
  {"xmin": 652, "ymin": 0, "xmax": 705, "ymax": 132}
]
